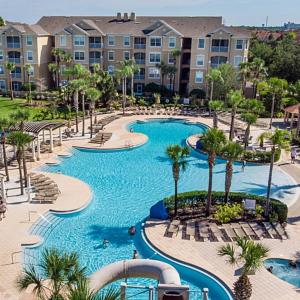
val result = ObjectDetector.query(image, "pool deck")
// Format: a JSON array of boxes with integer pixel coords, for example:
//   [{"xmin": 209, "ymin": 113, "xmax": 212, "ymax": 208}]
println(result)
[{"xmin": 0, "ymin": 113, "xmax": 300, "ymax": 299}]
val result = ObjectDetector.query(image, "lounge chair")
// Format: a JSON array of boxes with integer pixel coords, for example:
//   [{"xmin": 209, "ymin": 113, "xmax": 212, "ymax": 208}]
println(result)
[
  {"xmin": 198, "ymin": 222, "xmax": 210, "ymax": 242},
  {"xmin": 209, "ymin": 223, "xmax": 223, "ymax": 242},
  {"xmin": 240, "ymin": 222, "xmax": 259, "ymax": 240},
  {"xmin": 186, "ymin": 221, "xmax": 196, "ymax": 239},
  {"xmin": 272, "ymin": 222, "xmax": 288, "ymax": 240},
  {"xmin": 248, "ymin": 222, "xmax": 268, "ymax": 239},
  {"xmin": 223, "ymin": 224, "xmax": 237, "ymax": 241},
  {"xmin": 262, "ymin": 222, "xmax": 280, "ymax": 239},
  {"xmin": 182, "ymin": 223, "xmax": 190, "ymax": 240}
]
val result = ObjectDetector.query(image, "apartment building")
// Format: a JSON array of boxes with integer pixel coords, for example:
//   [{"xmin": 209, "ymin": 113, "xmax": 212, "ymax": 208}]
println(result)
[
  {"xmin": 0, "ymin": 22, "xmax": 52, "ymax": 91},
  {"xmin": 0, "ymin": 13, "xmax": 251, "ymax": 95}
]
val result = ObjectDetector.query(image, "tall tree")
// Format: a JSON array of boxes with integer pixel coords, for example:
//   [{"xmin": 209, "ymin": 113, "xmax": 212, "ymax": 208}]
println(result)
[
  {"xmin": 166, "ymin": 65, "xmax": 177, "ymax": 97},
  {"xmin": 221, "ymin": 141, "xmax": 244, "ymax": 203},
  {"xmin": 0, "ymin": 17, "xmax": 5, "ymax": 27},
  {"xmin": 171, "ymin": 48, "xmax": 181, "ymax": 94},
  {"xmin": 262, "ymin": 129, "xmax": 290, "ymax": 217},
  {"xmin": 241, "ymin": 112, "xmax": 257, "ymax": 149},
  {"xmin": 249, "ymin": 58, "xmax": 267, "ymax": 98},
  {"xmin": 86, "ymin": 87, "xmax": 101, "ymax": 138},
  {"xmin": 201, "ymin": 128, "xmax": 226, "ymax": 216},
  {"xmin": 128, "ymin": 59, "xmax": 140, "ymax": 97},
  {"xmin": 166, "ymin": 145, "xmax": 190, "ymax": 216},
  {"xmin": 7, "ymin": 132, "xmax": 31, "ymax": 195},
  {"xmin": 96, "ymin": 70, "xmax": 117, "ymax": 108},
  {"xmin": 228, "ymin": 90, "xmax": 244, "ymax": 140},
  {"xmin": 205, "ymin": 68, "xmax": 223, "ymax": 102},
  {"xmin": 51, "ymin": 48, "xmax": 66, "ymax": 88},
  {"xmin": 0, "ymin": 118, "xmax": 10, "ymax": 181},
  {"xmin": 258, "ymin": 77, "xmax": 288, "ymax": 129},
  {"xmin": 156, "ymin": 61, "xmax": 168, "ymax": 94},
  {"xmin": 24, "ymin": 64, "xmax": 33, "ymax": 103},
  {"xmin": 208, "ymin": 100, "xmax": 223, "ymax": 128},
  {"xmin": 239, "ymin": 62, "xmax": 251, "ymax": 92},
  {"xmin": 48, "ymin": 63, "xmax": 59, "ymax": 88},
  {"xmin": 218, "ymin": 237, "xmax": 269, "ymax": 300},
  {"xmin": 6, "ymin": 62, "xmax": 16, "ymax": 100}
]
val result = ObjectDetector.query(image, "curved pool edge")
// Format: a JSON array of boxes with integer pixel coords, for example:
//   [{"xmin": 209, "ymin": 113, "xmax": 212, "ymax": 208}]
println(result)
[{"xmin": 142, "ymin": 221, "xmax": 234, "ymax": 299}]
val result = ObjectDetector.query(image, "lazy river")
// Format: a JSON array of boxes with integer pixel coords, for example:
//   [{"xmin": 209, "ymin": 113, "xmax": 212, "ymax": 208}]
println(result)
[{"xmin": 25, "ymin": 119, "xmax": 299, "ymax": 299}]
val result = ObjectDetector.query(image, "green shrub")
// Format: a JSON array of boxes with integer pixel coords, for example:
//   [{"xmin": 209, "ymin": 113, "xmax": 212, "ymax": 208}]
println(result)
[
  {"xmin": 243, "ymin": 149, "xmax": 281, "ymax": 163},
  {"xmin": 189, "ymin": 89, "xmax": 206, "ymax": 99},
  {"xmin": 214, "ymin": 203, "xmax": 243, "ymax": 223},
  {"xmin": 164, "ymin": 190, "xmax": 288, "ymax": 223}
]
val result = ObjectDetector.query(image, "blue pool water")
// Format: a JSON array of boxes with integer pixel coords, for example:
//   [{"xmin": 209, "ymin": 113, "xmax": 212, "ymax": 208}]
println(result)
[
  {"xmin": 25, "ymin": 119, "xmax": 298, "ymax": 299},
  {"xmin": 264, "ymin": 258, "xmax": 300, "ymax": 288}
]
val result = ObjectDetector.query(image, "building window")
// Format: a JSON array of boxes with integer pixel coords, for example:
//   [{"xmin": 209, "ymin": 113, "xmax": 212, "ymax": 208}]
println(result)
[
  {"xmin": 196, "ymin": 55, "xmax": 205, "ymax": 67},
  {"xmin": 60, "ymin": 36, "xmax": 67, "ymax": 46},
  {"xmin": 148, "ymin": 67, "xmax": 160, "ymax": 79},
  {"xmin": 108, "ymin": 65, "xmax": 115, "ymax": 75},
  {"xmin": 0, "ymin": 80, "xmax": 5, "ymax": 90},
  {"xmin": 108, "ymin": 51, "xmax": 115, "ymax": 61},
  {"xmin": 108, "ymin": 36, "xmax": 115, "ymax": 46},
  {"xmin": 150, "ymin": 37, "xmax": 161, "ymax": 47},
  {"xmin": 74, "ymin": 36, "xmax": 85, "ymax": 46},
  {"xmin": 74, "ymin": 51, "xmax": 85, "ymax": 61},
  {"xmin": 27, "ymin": 51, "xmax": 33, "ymax": 61},
  {"xmin": 26, "ymin": 36, "xmax": 33, "ymax": 46},
  {"xmin": 149, "ymin": 52, "xmax": 161, "ymax": 63},
  {"xmin": 168, "ymin": 37, "xmax": 176, "ymax": 48},
  {"xmin": 6, "ymin": 36, "xmax": 20, "ymax": 48},
  {"xmin": 198, "ymin": 38, "xmax": 205, "ymax": 49},
  {"xmin": 124, "ymin": 51, "xmax": 130, "ymax": 60},
  {"xmin": 211, "ymin": 39, "xmax": 229, "ymax": 52},
  {"xmin": 234, "ymin": 56, "xmax": 243, "ymax": 67},
  {"xmin": 0, "ymin": 65, "xmax": 4, "ymax": 74},
  {"xmin": 211, "ymin": 56, "xmax": 227, "ymax": 68},
  {"xmin": 0, "ymin": 50, "xmax": 3, "ymax": 61},
  {"xmin": 236, "ymin": 40, "xmax": 243, "ymax": 50},
  {"xmin": 168, "ymin": 53, "xmax": 174, "ymax": 64},
  {"xmin": 134, "ymin": 83, "xmax": 144, "ymax": 95},
  {"xmin": 195, "ymin": 71, "xmax": 203, "ymax": 83},
  {"xmin": 123, "ymin": 36, "xmax": 130, "ymax": 47}
]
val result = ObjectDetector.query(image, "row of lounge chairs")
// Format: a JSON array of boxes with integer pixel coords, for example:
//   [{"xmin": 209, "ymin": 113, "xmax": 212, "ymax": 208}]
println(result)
[
  {"xmin": 164, "ymin": 220, "xmax": 288, "ymax": 242},
  {"xmin": 96, "ymin": 115, "xmax": 120, "ymax": 128},
  {"xmin": 90, "ymin": 132, "xmax": 112, "ymax": 145},
  {"xmin": 132, "ymin": 107, "xmax": 208, "ymax": 117},
  {"xmin": 30, "ymin": 173, "xmax": 60, "ymax": 203}
]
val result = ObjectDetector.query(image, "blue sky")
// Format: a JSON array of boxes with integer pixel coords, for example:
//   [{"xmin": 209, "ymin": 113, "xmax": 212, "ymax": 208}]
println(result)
[{"xmin": 1, "ymin": 0, "xmax": 299, "ymax": 26}]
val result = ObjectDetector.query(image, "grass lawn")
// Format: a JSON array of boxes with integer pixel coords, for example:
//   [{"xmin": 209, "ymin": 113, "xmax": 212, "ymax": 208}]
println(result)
[{"xmin": 0, "ymin": 97, "xmax": 46, "ymax": 120}]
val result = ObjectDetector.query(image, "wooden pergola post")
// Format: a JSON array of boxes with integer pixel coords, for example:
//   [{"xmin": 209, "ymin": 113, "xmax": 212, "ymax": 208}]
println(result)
[{"xmin": 36, "ymin": 133, "xmax": 41, "ymax": 161}]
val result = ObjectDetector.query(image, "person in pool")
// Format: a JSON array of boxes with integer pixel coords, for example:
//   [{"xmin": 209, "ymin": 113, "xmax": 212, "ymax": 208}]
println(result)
[
  {"xmin": 102, "ymin": 239, "xmax": 109, "ymax": 248},
  {"xmin": 267, "ymin": 266, "xmax": 273, "ymax": 273},
  {"xmin": 133, "ymin": 250, "xmax": 138, "ymax": 259}
]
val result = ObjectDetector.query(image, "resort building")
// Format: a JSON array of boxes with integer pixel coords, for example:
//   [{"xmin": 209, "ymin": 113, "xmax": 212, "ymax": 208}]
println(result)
[{"xmin": 0, "ymin": 13, "xmax": 251, "ymax": 95}]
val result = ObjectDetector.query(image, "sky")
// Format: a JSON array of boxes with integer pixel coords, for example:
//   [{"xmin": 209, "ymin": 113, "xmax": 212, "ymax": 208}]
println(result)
[{"xmin": 0, "ymin": 0, "xmax": 299, "ymax": 26}]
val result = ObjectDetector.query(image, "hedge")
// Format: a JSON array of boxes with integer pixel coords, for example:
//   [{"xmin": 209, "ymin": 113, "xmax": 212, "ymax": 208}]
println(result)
[{"xmin": 164, "ymin": 190, "xmax": 288, "ymax": 223}]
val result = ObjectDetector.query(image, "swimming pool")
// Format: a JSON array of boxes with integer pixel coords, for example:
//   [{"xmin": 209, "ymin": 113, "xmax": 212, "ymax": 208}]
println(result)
[
  {"xmin": 264, "ymin": 258, "xmax": 300, "ymax": 288},
  {"xmin": 25, "ymin": 119, "xmax": 298, "ymax": 299}
]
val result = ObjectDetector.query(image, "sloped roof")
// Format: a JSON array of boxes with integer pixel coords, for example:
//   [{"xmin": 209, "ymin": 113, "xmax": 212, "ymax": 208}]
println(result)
[
  {"xmin": 0, "ymin": 22, "xmax": 49, "ymax": 36},
  {"xmin": 284, "ymin": 103, "xmax": 300, "ymax": 115}
]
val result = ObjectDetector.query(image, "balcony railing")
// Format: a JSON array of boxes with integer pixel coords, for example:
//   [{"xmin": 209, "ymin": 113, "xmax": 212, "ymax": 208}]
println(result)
[
  {"xmin": 7, "ymin": 43, "xmax": 20, "ymax": 48},
  {"xmin": 89, "ymin": 58, "xmax": 101, "ymax": 64},
  {"xmin": 134, "ymin": 74, "xmax": 145, "ymax": 80},
  {"xmin": 134, "ymin": 44, "xmax": 146, "ymax": 49},
  {"xmin": 11, "ymin": 73, "xmax": 22, "ymax": 79},
  {"xmin": 8, "ymin": 58, "xmax": 21, "ymax": 64},
  {"xmin": 211, "ymin": 46, "xmax": 229, "ymax": 52},
  {"xmin": 135, "ymin": 59, "xmax": 145, "ymax": 65},
  {"xmin": 89, "ymin": 43, "xmax": 104, "ymax": 48},
  {"xmin": 211, "ymin": 63, "xmax": 220, "ymax": 69}
]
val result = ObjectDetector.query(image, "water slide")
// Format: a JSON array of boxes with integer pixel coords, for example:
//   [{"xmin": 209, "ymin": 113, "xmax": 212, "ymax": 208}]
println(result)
[{"xmin": 89, "ymin": 259, "xmax": 182, "ymax": 291}]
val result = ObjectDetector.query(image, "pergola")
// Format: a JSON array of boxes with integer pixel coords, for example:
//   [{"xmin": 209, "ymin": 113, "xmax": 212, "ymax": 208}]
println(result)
[
  {"xmin": 10, "ymin": 121, "xmax": 66, "ymax": 161},
  {"xmin": 283, "ymin": 104, "xmax": 300, "ymax": 130}
]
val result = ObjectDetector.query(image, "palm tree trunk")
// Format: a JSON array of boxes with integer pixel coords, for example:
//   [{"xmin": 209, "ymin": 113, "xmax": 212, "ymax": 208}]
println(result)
[
  {"xmin": 2, "ymin": 141, "xmax": 9, "ymax": 181},
  {"xmin": 169, "ymin": 76, "xmax": 172, "ymax": 98},
  {"xmin": 269, "ymin": 94, "xmax": 275, "ymax": 129},
  {"xmin": 265, "ymin": 149, "xmax": 275, "ymax": 218},
  {"xmin": 213, "ymin": 112, "xmax": 218, "ymax": 128},
  {"xmin": 206, "ymin": 159, "xmax": 214, "ymax": 216},
  {"xmin": 75, "ymin": 91, "xmax": 79, "ymax": 133},
  {"xmin": 17, "ymin": 156, "xmax": 24, "ymax": 195},
  {"xmin": 131, "ymin": 76, "xmax": 134, "ymax": 98},
  {"xmin": 224, "ymin": 162, "xmax": 233, "ymax": 203},
  {"xmin": 244, "ymin": 125, "xmax": 250, "ymax": 149},
  {"xmin": 90, "ymin": 109, "xmax": 93, "ymax": 139},
  {"xmin": 210, "ymin": 81, "xmax": 214, "ymax": 101},
  {"xmin": 229, "ymin": 109, "xmax": 235, "ymax": 140},
  {"xmin": 174, "ymin": 179, "xmax": 178, "ymax": 216},
  {"xmin": 22, "ymin": 146, "xmax": 28, "ymax": 187},
  {"xmin": 82, "ymin": 94, "xmax": 85, "ymax": 136},
  {"xmin": 9, "ymin": 74, "xmax": 14, "ymax": 100}
]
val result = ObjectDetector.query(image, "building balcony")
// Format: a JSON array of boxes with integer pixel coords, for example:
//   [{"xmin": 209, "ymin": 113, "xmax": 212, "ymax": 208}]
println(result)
[
  {"xmin": 89, "ymin": 58, "xmax": 101, "ymax": 64},
  {"xmin": 7, "ymin": 43, "xmax": 20, "ymax": 49},
  {"xmin": 134, "ymin": 44, "xmax": 146, "ymax": 49},
  {"xmin": 8, "ymin": 58, "xmax": 21, "ymax": 64},
  {"xmin": 211, "ymin": 46, "xmax": 229, "ymax": 52},
  {"xmin": 134, "ymin": 74, "xmax": 145, "ymax": 80},
  {"xmin": 89, "ymin": 43, "xmax": 104, "ymax": 49},
  {"xmin": 181, "ymin": 60, "xmax": 190, "ymax": 66},
  {"xmin": 11, "ymin": 73, "xmax": 22, "ymax": 79},
  {"xmin": 135, "ymin": 59, "xmax": 145, "ymax": 65}
]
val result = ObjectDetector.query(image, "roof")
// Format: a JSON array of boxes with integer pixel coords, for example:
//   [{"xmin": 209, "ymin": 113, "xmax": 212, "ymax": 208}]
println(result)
[
  {"xmin": 11, "ymin": 121, "xmax": 65, "ymax": 134},
  {"xmin": 0, "ymin": 22, "xmax": 50, "ymax": 36},
  {"xmin": 36, "ymin": 15, "xmax": 250, "ymax": 37},
  {"xmin": 284, "ymin": 103, "xmax": 300, "ymax": 114}
]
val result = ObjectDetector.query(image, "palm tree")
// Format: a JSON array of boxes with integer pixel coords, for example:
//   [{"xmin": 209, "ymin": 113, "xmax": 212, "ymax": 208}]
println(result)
[
  {"xmin": 221, "ymin": 141, "xmax": 244, "ymax": 203},
  {"xmin": 86, "ymin": 87, "xmax": 101, "ymax": 138},
  {"xmin": 79, "ymin": 80, "xmax": 89, "ymax": 137},
  {"xmin": 166, "ymin": 145, "xmax": 190, "ymax": 216},
  {"xmin": 116, "ymin": 60, "xmax": 133, "ymax": 115},
  {"xmin": 166, "ymin": 65, "xmax": 177, "ymax": 97},
  {"xmin": 0, "ymin": 118, "xmax": 10, "ymax": 181},
  {"xmin": 208, "ymin": 100, "xmax": 223, "ymax": 128},
  {"xmin": 48, "ymin": 63, "xmax": 59, "ymax": 87},
  {"xmin": 6, "ymin": 62, "xmax": 16, "ymax": 100},
  {"xmin": 218, "ymin": 237, "xmax": 269, "ymax": 300},
  {"xmin": 262, "ymin": 129, "xmax": 290, "ymax": 217},
  {"xmin": 17, "ymin": 248, "xmax": 86, "ymax": 300},
  {"xmin": 24, "ymin": 64, "xmax": 33, "ymax": 103},
  {"xmin": 205, "ymin": 69, "xmax": 223, "ymax": 102},
  {"xmin": 52, "ymin": 48, "xmax": 66, "ymax": 88},
  {"xmin": 228, "ymin": 90, "xmax": 244, "ymax": 140},
  {"xmin": 171, "ymin": 49, "xmax": 181, "ymax": 94},
  {"xmin": 241, "ymin": 113, "xmax": 257, "ymax": 149},
  {"xmin": 156, "ymin": 61, "xmax": 168, "ymax": 93},
  {"xmin": 128, "ymin": 59, "xmax": 140, "ymax": 97},
  {"xmin": 7, "ymin": 132, "xmax": 31, "ymax": 195},
  {"xmin": 258, "ymin": 77, "xmax": 288, "ymax": 129},
  {"xmin": 201, "ymin": 128, "xmax": 226, "ymax": 216},
  {"xmin": 239, "ymin": 62, "xmax": 251, "ymax": 92},
  {"xmin": 249, "ymin": 58, "xmax": 267, "ymax": 98}
]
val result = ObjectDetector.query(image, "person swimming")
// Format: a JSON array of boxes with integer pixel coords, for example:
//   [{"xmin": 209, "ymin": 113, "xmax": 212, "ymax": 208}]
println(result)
[
  {"xmin": 102, "ymin": 239, "xmax": 109, "ymax": 248},
  {"xmin": 267, "ymin": 266, "xmax": 273, "ymax": 273},
  {"xmin": 128, "ymin": 226, "xmax": 136, "ymax": 236},
  {"xmin": 133, "ymin": 250, "xmax": 138, "ymax": 259}
]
